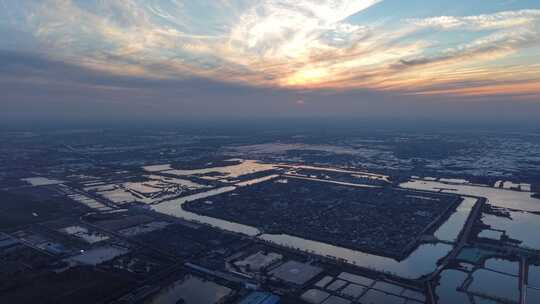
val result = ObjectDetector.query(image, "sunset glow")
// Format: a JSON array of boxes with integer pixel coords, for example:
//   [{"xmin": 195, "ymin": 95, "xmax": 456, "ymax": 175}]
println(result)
[{"xmin": 1, "ymin": 0, "xmax": 540, "ymax": 120}]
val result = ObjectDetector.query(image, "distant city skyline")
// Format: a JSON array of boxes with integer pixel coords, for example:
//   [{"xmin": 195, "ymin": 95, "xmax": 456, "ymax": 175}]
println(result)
[{"xmin": 1, "ymin": 1, "xmax": 540, "ymax": 122}]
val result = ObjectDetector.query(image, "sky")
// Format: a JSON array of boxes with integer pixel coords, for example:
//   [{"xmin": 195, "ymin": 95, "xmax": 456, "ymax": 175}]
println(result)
[{"xmin": 1, "ymin": 0, "xmax": 540, "ymax": 123}]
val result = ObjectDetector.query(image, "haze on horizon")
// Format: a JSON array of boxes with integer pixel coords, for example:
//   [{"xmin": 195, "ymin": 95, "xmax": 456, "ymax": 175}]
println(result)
[{"xmin": 1, "ymin": 0, "xmax": 540, "ymax": 123}]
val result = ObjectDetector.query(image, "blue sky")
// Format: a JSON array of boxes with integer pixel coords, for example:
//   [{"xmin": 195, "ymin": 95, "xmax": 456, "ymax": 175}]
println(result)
[{"xmin": 1, "ymin": 1, "xmax": 539, "ymax": 122}]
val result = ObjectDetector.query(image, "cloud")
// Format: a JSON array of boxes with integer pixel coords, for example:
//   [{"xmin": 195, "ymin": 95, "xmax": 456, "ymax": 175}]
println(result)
[
  {"xmin": 397, "ymin": 28, "xmax": 538, "ymax": 68},
  {"xmin": 228, "ymin": 1, "xmax": 380, "ymax": 56},
  {"xmin": 0, "ymin": 1, "xmax": 539, "ymax": 100},
  {"xmin": 2, "ymin": 50, "xmax": 539, "ymax": 125},
  {"xmin": 408, "ymin": 9, "xmax": 540, "ymax": 30}
]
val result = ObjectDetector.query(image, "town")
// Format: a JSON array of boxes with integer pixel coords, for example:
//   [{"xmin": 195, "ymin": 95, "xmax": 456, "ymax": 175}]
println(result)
[{"xmin": 1, "ymin": 128, "xmax": 540, "ymax": 304}]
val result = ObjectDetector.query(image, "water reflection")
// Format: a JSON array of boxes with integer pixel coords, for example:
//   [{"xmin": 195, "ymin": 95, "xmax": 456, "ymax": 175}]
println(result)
[
  {"xmin": 152, "ymin": 187, "xmax": 260, "ymax": 236},
  {"xmin": 469, "ymin": 269, "xmax": 519, "ymax": 302},
  {"xmin": 153, "ymin": 185, "xmax": 474, "ymax": 279},
  {"xmin": 435, "ymin": 270, "xmax": 468, "ymax": 304},
  {"xmin": 145, "ymin": 275, "xmax": 232, "ymax": 304},
  {"xmin": 402, "ymin": 179, "xmax": 540, "ymax": 255},
  {"xmin": 484, "ymin": 258, "xmax": 518, "ymax": 276},
  {"xmin": 529, "ymin": 265, "xmax": 540, "ymax": 287},
  {"xmin": 434, "ymin": 197, "xmax": 476, "ymax": 242},
  {"xmin": 527, "ymin": 288, "xmax": 540, "ymax": 303},
  {"xmin": 400, "ymin": 180, "xmax": 540, "ymax": 212},
  {"xmin": 261, "ymin": 234, "xmax": 452, "ymax": 279},
  {"xmin": 481, "ymin": 211, "xmax": 540, "ymax": 250}
]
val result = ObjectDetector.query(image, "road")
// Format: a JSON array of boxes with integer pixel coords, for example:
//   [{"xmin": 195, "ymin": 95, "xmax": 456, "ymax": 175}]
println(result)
[{"xmin": 520, "ymin": 256, "xmax": 527, "ymax": 304}]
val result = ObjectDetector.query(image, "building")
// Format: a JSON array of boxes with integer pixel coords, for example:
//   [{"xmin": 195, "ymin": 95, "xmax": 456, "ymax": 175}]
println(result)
[
  {"xmin": 238, "ymin": 291, "xmax": 280, "ymax": 304},
  {"xmin": 269, "ymin": 260, "xmax": 323, "ymax": 286}
]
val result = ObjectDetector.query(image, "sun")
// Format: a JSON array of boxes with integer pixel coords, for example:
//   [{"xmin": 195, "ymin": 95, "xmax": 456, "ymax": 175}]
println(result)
[{"xmin": 284, "ymin": 67, "xmax": 330, "ymax": 87}]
